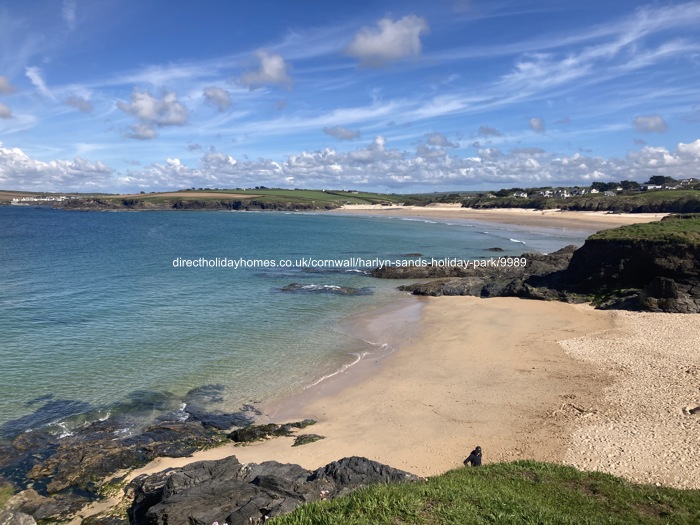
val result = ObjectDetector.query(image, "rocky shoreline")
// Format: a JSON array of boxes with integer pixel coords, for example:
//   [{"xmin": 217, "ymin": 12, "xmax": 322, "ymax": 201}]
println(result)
[{"xmin": 372, "ymin": 216, "xmax": 700, "ymax": 313}]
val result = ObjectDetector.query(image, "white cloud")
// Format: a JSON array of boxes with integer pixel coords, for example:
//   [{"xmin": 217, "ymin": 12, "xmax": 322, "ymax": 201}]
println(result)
[
  {"xmin": 634, "ymin": 114, "xmax": 668, "ymax": 133},
  {"xmin": 529, "ymin": 117, "xmax": 545, "ymax": 133},
  {"xmin": 0, "ymin": 143, "xmax": 113, "ymax": 191},
  {"xmin": 25, "ymin": 66, "xmax": 55, "ymax": 100},
  {"xmin": 346, "ymin": 15, "xmax": 429, "ymax": 67},
  {"xmin": 678, "ymin": 139, "xmax": 700, "ymax": 157},
  {"xmin": 323, "ymin": 125, "xmax": 360, "ymax": 140},
  {"xmin": 203, "ymin": 86, "xmax": 232, "ymax": 111},
  {"xmin": 64, "ymin": 95, "xmax": 93, "ymax": 113},
  {"xmin": 241, "ymin": 50, "xmax": 292, "ymax": 87},
  {"xmin": 0, "ymin": 76, "xmax": 17, "ymax": 94},
  {"xmin": 0, "ymin": 102, "xmax": 12, "ymax": 119},
  {"xmin": 62, "ymin": 0, "xmax": 77, "ymax": 31},
  {"xmin": 116, "ymin": 89, "xmax": 188, "ymax": 139}
]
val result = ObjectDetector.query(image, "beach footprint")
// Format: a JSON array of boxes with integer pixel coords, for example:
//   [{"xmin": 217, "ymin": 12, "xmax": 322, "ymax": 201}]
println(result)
[{"xmin": 681, "ymin": 405, "xmax": 700, "ymax": 416}]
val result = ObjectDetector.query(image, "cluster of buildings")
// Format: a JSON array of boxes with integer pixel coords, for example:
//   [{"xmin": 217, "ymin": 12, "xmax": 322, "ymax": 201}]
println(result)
[
  {"xmin": 10, "ymin": 195, "xmax": 73, "ymax": 204},
  {"xmin": 507, "ymin": 178, "xmax": 697, "ymax": 199}
]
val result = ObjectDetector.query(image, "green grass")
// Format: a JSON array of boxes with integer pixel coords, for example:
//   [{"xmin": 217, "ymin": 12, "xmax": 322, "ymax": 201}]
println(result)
[
  {"xmin": 589, "ymin": 214, "xmax": 700, "ymax": 244},
  {"xmin": 271, "ymin": 461, "xmax": 700, "ymax": 525}
]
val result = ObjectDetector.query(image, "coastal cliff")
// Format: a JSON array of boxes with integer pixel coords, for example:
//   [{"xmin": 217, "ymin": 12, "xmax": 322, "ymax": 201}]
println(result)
[
  {"xmin": 57, "ymin": 198, "xmax": 336, "ymax": 211},
  {"xmin": 385, "ymin": 215, "xmax": 700, "ymax": 313}
]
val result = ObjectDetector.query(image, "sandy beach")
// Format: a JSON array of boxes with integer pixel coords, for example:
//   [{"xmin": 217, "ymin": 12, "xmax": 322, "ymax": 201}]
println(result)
[
  {"xmin": 124, "ymin": 296, "xmax": 700, "ymax": 493},
  {"xmin": 331, "ymin": 205, "xmax": 667, "ymax": 232},
  {"xmin": 129, "ymin": 297, "xmax": 614, "ymax": 479}
]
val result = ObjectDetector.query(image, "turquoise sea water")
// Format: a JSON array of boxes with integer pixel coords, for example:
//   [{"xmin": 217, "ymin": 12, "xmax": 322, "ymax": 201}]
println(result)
[{"xmin": 0, "ymin": 206, "xmax": 591, "ymax": 440}]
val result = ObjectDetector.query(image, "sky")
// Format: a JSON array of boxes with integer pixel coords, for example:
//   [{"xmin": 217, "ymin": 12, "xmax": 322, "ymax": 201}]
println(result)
[{"xmin": 1, "ymin": 0, "xmax": 700, "ymax": 193}]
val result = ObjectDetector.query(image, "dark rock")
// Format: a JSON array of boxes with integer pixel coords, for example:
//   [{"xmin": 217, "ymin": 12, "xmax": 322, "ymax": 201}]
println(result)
[
  {"xmin": 485, "ymin": 247, "xmax": 505, "ymax": 252},
  {"xmin": 310, "ymin": 456, "xmax": 418, "ymax": 490},
  {"xmin": 292, "ymin": 434, "xmax": 324, "ymax": 447},
  {"xmin": 401, "ymin": 252, "xmax": 423, "ymax": 257},
  {"xmin": 128, "ymin": 455, "xmax": 419, "ymax": 525},
  {"xmin": 287, "ymin": 419, "xmax": 316, "ymax": 429},
  {"xmin": 228, "ymin": 423, "xmax": 293, "ymax": 443},
  {"xmin": 638, "ymin": 277, "xmax": 700, "ymax": 313},
  {"xmin": 395, "ymin": 246, "xmax": 578, "ymax": 298}
]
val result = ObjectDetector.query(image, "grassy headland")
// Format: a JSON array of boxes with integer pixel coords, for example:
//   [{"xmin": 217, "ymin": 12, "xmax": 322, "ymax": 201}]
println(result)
[
  {"xmin": 271, "ymin": 461, "xmax": 700, "ymax": 525},
  {"xmin": 589, "ymin": 214, "xmax": 700, "ymax": 244},
  {"xmin": 461, "ymin": 190, "xmax": 700, "ymax": 214}
]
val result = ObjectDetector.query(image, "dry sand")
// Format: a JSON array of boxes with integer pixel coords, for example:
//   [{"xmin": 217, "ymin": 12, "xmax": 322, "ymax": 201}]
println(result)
[
  {"xmin": 562, "ymin": 311, "xmax": 700, "ymax": 489},
  {"xmin": 333, "ymin": 205, "xmax": 667, "ymax": 232}
]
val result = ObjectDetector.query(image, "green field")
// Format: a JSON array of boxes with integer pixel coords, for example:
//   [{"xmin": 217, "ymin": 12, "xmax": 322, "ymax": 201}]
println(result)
[
  {"xmin": 271, "ymin": 461, "xmax": 700, "ymax": 525},
  {"xmin": 590, "ymin": 214, "xmax": 700, "ymax": 244},
  {"xmin": 0, "ymin": 188, "xmax": 421, "ymax": 207}
]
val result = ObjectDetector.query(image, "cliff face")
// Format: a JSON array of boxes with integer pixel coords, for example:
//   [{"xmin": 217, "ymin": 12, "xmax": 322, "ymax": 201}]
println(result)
[
  {"xmin": 560, "ymin": 238, "xmax": 700, "ymax": 312},
  {"xmin": 563, "ymin": 238, "xmax": 700, "ymax": 292}
]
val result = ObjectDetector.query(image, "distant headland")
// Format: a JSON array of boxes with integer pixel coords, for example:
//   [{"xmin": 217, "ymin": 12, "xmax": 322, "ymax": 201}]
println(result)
[{"xmin": 3, "ymin": 176, "xmax": 700, "ymax": 212}]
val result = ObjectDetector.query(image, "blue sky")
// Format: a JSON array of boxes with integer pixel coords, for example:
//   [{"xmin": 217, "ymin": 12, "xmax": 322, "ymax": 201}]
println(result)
[{"xmin": 1, "ymin": 0, "xmax": 699, "ymax": 193}]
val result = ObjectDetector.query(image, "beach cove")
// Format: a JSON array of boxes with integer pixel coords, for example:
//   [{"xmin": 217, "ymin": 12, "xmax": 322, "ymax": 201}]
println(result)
[
  {"xmin": 3, "ymin": 207, "xmax": 700, "ymax": 525},
  {"xmin": 120, "ymin": 209, "xmax": 700, "ymax": 489}
]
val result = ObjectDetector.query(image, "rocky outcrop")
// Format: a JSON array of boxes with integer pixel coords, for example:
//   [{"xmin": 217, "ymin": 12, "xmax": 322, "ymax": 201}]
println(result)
[
  {"xmin": 558, "ymin": 235, "xmax": 700, "ymax": 312},
  {"xmin": 392, "ymin": 246, "xmax": 579, "ymax": 300},
  {"xmin": 379, "ymin": 227, "xmax": 700, "ymax": 312},
  {"xmin": 129, "ymin": 456, "xmax": 419, "ymax": 525}
]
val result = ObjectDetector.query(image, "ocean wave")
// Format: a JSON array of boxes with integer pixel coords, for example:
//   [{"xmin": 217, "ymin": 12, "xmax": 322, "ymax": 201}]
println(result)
[
  {"xmin": 280, "ymin": 283, "xmax": 374, "ymax": 295},
  {"xmin": 306, "ymin": 341, "xmax": 395, "ymax": 389},
  {"xmin": 400, "ymin": 218, "xmax": 438, "ymax": 224},
  {"xmin": 509, "ymin": 238, "xmax": 527, "ymax": 244}
]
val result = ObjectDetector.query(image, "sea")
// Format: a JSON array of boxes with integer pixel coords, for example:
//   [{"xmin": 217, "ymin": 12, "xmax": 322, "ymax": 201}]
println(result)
[{"xmin": 0, "ymin": 206, "xmax": 592, "ymax": 442}]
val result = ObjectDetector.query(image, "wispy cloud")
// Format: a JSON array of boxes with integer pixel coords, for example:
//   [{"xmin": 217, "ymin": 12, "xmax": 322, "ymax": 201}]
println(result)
[
  {"xmin": 62, "ymin": 0, "xmax": 76, "ymax": 31},
  {"xmin": 26, "ymin": 66, "xmax": 55, "ymax": 100}
]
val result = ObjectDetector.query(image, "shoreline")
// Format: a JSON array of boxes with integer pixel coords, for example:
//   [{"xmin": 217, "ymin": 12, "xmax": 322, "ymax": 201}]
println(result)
[
  {"xmin": 123, "ymin": 296, "xmax": 700, "ymax": 491},
  {"xmin": 68, "ymin": 294, "xmax": 700, "ymax": 522},
  {"xmin": 126, "ymin": 296, "xmax": 614, "ymax": 480},
  {"xmin": 330, "ymin": 205, "xmax": 667, "ymax": 232}
]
